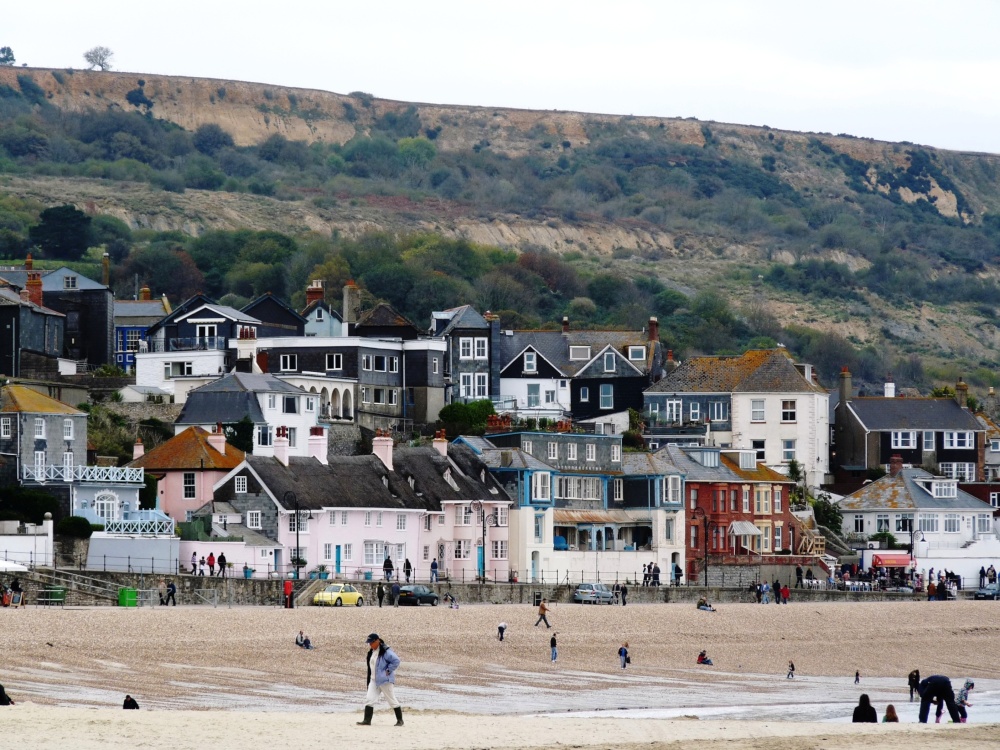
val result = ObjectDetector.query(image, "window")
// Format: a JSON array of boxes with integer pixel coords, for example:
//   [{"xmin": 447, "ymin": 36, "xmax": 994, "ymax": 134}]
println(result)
[
  {"xmin": 600, "ymin": 384, "xmax": 613, "ymax": 409},
  {"xmin": 534, "ymin": 514, "xmax": 544, "ymax": 541},
  {"xmin": 454, "ymin": 540, "xmax": 471, "ymax": 559},
  {"xmin": 362, "ymin": 355, "xmax": 372, "ymax": 371},
  {"xmin": 939, "ymin": 462, "xmax": 975, "ymax": 481},
  {"xmin": 579, "ymin": 387, "xmax": 589, "ymax": 402},
  {"xmin": 611, "ymin": 444, "xmax": 621, "ymax": 462},
  {"xmin": 288, "ymin": 513, "xmax": 308, "ymax": 533},
  {"xmin": 918, "ymin": 514, "xmax": 939, "ymax": 533},
  {"xmin": 323, "ymin": 543, "xmax": 332, "ymax": 561},
  {"xmin": 752, "ymin": 440, "xmax": 765, "ymax": 461},
  {"xmin": 613, "ymin": 479, "xmax": 623, "ymax": 502},
  {"xmin": 895, "ymin": 514, "xmax": 913, "ymax": 533},
  {"xmin": 709, "ymin": 401, "xmax": 728, "ymax": 422},
  {"xmin": 34, "ymin": 418, "xmax": 45, "ymax": 439},
  {"xmin": 761, "ymin": 525, "xmax": 770, "ymax": 552},
  {"xmin": 854, "ymin": 514, "xmax": 865, "ymax": 533},
  {"xmin": 360, "ymin": 387, "xmax": 370, "ymax": 404},
  {"xmin": 665, "ymin": 400, "xmax": 682, "ymax": 422},
  {"xmin": 164, "ymin": 361, "xmax": 193, "ymax": 379},
  {"xmin": 364, "ymin": 542, "xmax": 383, "ymax": 566},
  {"xmin": 730, "ymin": 489, "xmax": 737, "ymax": 511},
  {"xmin": 664, "ymin": 518, "xmax": 674, "ymax": 541},
  {"xmin": 183, "ymin": 472, "xmax": 196, "ymax": 499},
  {"xmin": 774, "ymin": 525, "xmax": 782, "ymax": 551},
  {"xmin": 751, "ymin": 399, "xmax": 765, "ymax": 422},
  {"xmin": 374, "ymin": 388, "xmax": 386, "ymax": 404},
  {"xmin": 279, "ymin": 354, "xmax": 298, "ymax": 371},
  {"xmin": 397, "ymin": 514, "xmax": 406, "ymax": 531},
  {"xmin": 923, "ymin": 431, "xmax": 935, "ymax": 451},
  {"xmin": 268, "ymin": 394, "xmax": 276, "ymax": 409},
  {"xmin": 991, "ymin": 493, "xmax": 1000, "ymax": 508},
  {"xmin": 423, "ymin": 545, "xmax": 430, "ymax": 560},
  {"xmin": 523, "ymin": 439, "xmax": 532, "ymax": 453},
  {"xmin": 586, "ymin": 443, "xmax": 596, "ymax": 462},
  {"xmin": 547, "ymin": 442, "xmax": 558, "ymax": 460},
  {"xmin": 689, "ymin": 402, "xmax": 700, "ymax": 422},
  {"xmin": 932, "ymin": 481, "xmax": 957, "ymax": 498},
  {"xmin": 604, "ymin": 352, "xmax": 615, "ymax": 372},
  {"xmin": 690, "ymin": 525, "xmax": 698, "ymax": 548},
  {"xmin": 432, "ymin": 357, "xmax": 439, "ymax": 374},
  {"xmin": 389, "ymin": 356, "xmax": 399, "ymax": 373},
  {"xmin": 287, "ymin": 427, "xmax": 297, "ymax": 448},
  {"xmin": 992, "ymin": 439, "xmax": 1000, "ymax": 452},
  {"xmin": 474, "ymin": 373, "xmax": 488, "ymax": 398},
  {"xmin": 247, "ymin": 510, "xmax": 261, "ymax": 529},
  {"xmin": 742, "ymin": 487, "xmax": 750, "ymax": 513},
  {"xmin": 475, "ymin": 338, "xmax": 488, "ymax": 359},
  {"xmin": 498, "ymin": 505, "xmax": 508, "ymax": 526},
  {"xmin": 977, "ymin": 513, "xmax": 992, "ymax": 533},
  {"xmin": 524, "ymin": 351, "xmax": 536, "ymax": 372},
  {"xmin": 666, "ymin": 475, "xmax": 681, "ymax": 503},
  {"xmin": 570, "ymin": 346, "xmax": 590, "ymax": 360},
  {"xmin": 773, "ymin": 487, "xmax": 782, "ymax": 513},
  {"xmin": 389, "ymin": 389, "xmax": 398, "ymax": 406},
  {"xmin": 459, "ymin": 338, "xmax": 473, "ymax": 359},
  {"xmin": 532, "ymin": 472, "xmax": 551, "ymax": 501},
  {"xmin": 943, "ymin": 431, "xmax": 974, "ymax": 449},
  {"xmin": 891, "ymin": 431, "xmax": 916, "ymax": 449},
  {"xmin": 63, "ymin": 419, "xmax": 74, "ymax": 440},
  {"xmin": 781, "ymin": 439, "xmax": 796, "ymax": 462},
  {"xmin": 0, "ymin": 418, "xmax": 9, "ymax": 438},
  {"xmin": 64, "ymin": 275, "xmax": 77, "ymax": 289},
  {"xmin": 283, "ymin": 396, "xmax": 298, "ymax": 414},
  {"xmin": 561, "ymin": 443, "xmax": 576, "ymax": 463},
  {"xmin": 876, "ymin": 513, "xmax": 889, "ymax": 532},
  {"xmin": 944, "ymin": 514, "xmax": 960, "ymax": 533},
  {"xmin": 125, "ymin": 329, "xmax": 141, "ymax": 351},
  {"xmin": 305, "ymin": 397, "xmax": 316, "ymax": 412},
  {"xmin": 491, "ymin": 540, "xmax": 508, "ymax": 559},
  {"xmin": 62, "ymin": 451, "xmax": 73, "ymax": 476},
  {"xmin": 460, "ymin": 374, "xmax": 473, "ymax": 398},
  {"xmin": 257, "ymin": 425, "xmax": 272, "ymax": 446},
  {"xmin": 777, "ymin": 400, "xmax": 796, "ymax": 423},
  {"xmin": 376, "ymin": 512, "xmax": 383, "ymax": 527},
  {"xmin": 690, "ymin": 487, "xmax": 698, "ymax": 510},
  {"xmin": 544, "ymin": 390, "xmax": 556, "ymax": 404},
  {"xmin": 364, "ymin": 511, "xmax": 372, "ymax": 527},
  {"xmin": 555, "ymin": 477, "xmax": 603, "ymax": 500},
  {"xmin": 628, "ymin": 346, "xmax": 645, "ymax": 360},
  {"xmin": 315, "ymin": 308, "xmax": 324, "ymax": 321},
  {"xmin": 326, "ymin": 353, "xmax": 342, "ymax": 370},
  {"xmin": 527, "ymin": 384, "xmax": 540, "ymax": 408},
  {"xmin": 373, "ymin": 356, "xmax": 387, "ymax": 372}
]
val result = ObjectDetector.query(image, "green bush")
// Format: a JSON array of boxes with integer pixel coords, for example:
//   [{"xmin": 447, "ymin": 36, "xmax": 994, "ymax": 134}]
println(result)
[{"xmin": 57, "ymin": 515, "xmax": 95, "ymax": 539}]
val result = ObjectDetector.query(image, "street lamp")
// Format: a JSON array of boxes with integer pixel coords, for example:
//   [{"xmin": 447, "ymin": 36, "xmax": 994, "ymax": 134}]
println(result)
[
  {"xmin": 908, "ymin": 524, "xmax": 925, "ymax": 584},
  {"xmin": 690, "ymin": 506, "xmax": 709, "ymax": 587},
  {"xmin": 284, "ymin": 491, "xmax": 308, "ymax": 579},
  {"xmin": 470, "ymin": 499, "xmax": 498, "ymax": 581}
]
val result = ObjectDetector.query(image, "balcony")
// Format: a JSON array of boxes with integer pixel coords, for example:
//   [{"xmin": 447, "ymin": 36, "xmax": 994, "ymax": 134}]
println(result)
[
  {"xmin": 146, "ymin": 336, "xmax": 227, "ymax": 352},
  {"xmin": 76, "ymin": 507, "xmax": 175, "ymax": 536},
  {"xmin": 23, "ymin": 465, "xmax": 145, "ymax": 484}
]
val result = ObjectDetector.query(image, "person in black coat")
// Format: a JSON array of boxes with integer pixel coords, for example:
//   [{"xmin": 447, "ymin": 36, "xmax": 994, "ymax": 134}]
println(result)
[
  {"xmin": 917, "ymin": 675, "xmax": 963, "ymax": 723},
  {"xmin": 123, "ymin": 695, "xmax": 139, "ymax": 709},
  {"xmin": 908, "ymin": 669, "xmax": 920, "ymax": 702},
  {"xmin": 0, "ymin": 684, "xmax": 14, "ymax": 706},
  {"xmin": 852, "ymin": 693, "xmax": 877, "ymax": 723}
]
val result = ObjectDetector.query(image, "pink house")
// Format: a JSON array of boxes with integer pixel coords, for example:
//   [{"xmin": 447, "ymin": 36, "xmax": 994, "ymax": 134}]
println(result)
[{"xmin": 129, "ymin": 427, "xmax": 245, "ymax": 522}]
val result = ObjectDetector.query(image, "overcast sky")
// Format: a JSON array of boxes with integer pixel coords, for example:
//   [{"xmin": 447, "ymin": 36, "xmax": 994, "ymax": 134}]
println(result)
[{"xmin": 7, "ymin": 1, "xmax": 1000, "ymax": 153}]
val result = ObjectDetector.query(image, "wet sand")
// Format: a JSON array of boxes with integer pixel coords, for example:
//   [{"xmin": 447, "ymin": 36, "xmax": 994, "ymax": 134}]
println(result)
[{"xmin": 2, "ymin": 599, "xmax": 998, "ymax": 748}]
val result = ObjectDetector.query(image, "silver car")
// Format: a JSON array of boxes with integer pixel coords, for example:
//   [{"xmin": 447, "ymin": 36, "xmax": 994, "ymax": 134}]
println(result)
[{"xmin": 573, "ymin": 582, "xmax": 615, "ymax": 604}]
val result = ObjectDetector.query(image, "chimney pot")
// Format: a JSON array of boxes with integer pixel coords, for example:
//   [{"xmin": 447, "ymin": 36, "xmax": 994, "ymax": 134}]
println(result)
[
  {"xmin": 274, "ymin": 426, "xmax": 290, "ymax": 466},
  {"xmin": 24, "ymin": 252, "xmax": 33, "ymax": 270},
  {"xmin": 889, "ymin": 454, "xmax": 903, "ymax": 477},
  {"xmin": 306, "ymin": 279, "xmax": 325, "ymax": 306},
  {"xmin": 308, "ymin": 426, "xmax": 329, "ymax": 465},
  {"xmin": 648, "ymin": 316, "xmax": 659, "ymax": 342},
  {"xmin": 140, "ymin": 285, "xmax": 151, "ymax": 301},
  {"xmin": 102, "ymin": 252, "xmax": 110, "ymax": 287},
  {"xmin": 132, "ymin": 438, "xmax": 144, "ymax": 460},
  {"xmin": 562, "ymin": 316, "xmax": 569, "ymax": 333},
  {"xmin": 373, "ymin": 432, "xmax": 394, "ymax": 470},
  {"xmin": 26, "ymin": 271, "xmax": 43, "ymax": 308},
  {"xmin": 206, "ymin": 426, "xmax": 227, "ymax": 456}
]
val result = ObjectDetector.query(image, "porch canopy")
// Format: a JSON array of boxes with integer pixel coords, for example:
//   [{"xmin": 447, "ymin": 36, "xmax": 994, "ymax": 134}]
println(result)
[
  {"xmin": 553, "ymin": 509, "xmax": 652, "ymax": 551},
  {"xmin": 553, "ymin": 509, "xmax": 651, "ymax": 524},
  {"xmin": 872, "ymin": 553, "xmax": 912, "ymax": 568},
  {"xmin": 727, "ymin": 521, "xmax": 763, "ymax": 537}
]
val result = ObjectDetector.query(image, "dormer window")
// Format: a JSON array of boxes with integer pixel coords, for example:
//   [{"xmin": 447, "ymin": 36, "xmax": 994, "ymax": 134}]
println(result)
[
  {"xmin": 524, "ymin": 351, "xmax": 536, "ymax": 372},
  {"xmin": 628, "ymin": 346, "xmax": 645, "ymax": 360},
  {"xmin": 443, "ymin": 469, "xmax": 459, "ymax": 491},
  {"xmin": 604, "ymin": 352, "xmax": 615, "ymax": 372},
  {"xmin": 932, "ymin": 480, "xmax": 957, "ymax": 499},
  {"xmin": 569, "ymin": 346, "xmax": 590, "ymax": 361},
  {"xmin": 315, "ymin": 308, "xmax": 324, "ymax": 321},
  {"xmin": 739, "ymin": 452, "xmax": 756, "ymax": 470},
  {"xmin": 64, "ymin": 275, "xmax": 77, "ymax": 289},
  {"xmin": 408, "ymin": 476, "xmax": 415, "ymax": 489},
  {"xmin": 382, "ymin": 476, "xmax": 389, "ymax": 488}
]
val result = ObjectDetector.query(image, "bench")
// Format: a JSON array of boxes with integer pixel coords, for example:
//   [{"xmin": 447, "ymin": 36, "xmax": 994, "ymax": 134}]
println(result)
[{"xmin": 36, "ymin": 588, "xmax": 67, "ymax": 607}]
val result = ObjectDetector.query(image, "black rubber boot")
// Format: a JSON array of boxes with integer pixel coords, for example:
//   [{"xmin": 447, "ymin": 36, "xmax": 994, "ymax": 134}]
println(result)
[
  {"xmin": 394, "ymin": 707, "xmax": 404, "ymax": 726},
  {"xmin": 357, "ymin": 706, "xmax": 373, "ymax": 726}
]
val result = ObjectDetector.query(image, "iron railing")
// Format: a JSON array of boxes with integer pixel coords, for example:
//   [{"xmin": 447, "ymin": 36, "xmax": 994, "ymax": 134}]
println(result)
[{"xmin": 22, "ymin": 465, "xmax": 144, "ymax": 484}]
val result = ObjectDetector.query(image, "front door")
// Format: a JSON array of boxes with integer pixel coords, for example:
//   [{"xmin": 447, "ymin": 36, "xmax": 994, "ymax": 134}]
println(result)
[
  {"xmin": 335, "ymin": 545, "xmax": 342, "ymax": 575},
  {"xmin": 477, "ymin": 543, "xmax": 485, "ymax": 578}
]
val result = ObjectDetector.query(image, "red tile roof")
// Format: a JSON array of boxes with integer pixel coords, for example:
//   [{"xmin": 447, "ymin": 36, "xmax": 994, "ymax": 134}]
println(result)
[{"xmin": 128, "ymin": 426, "xmax": 244, "ymax": 471}]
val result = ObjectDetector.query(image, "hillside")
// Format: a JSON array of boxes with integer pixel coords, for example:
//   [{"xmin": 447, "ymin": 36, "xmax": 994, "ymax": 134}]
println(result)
[{"xmin": 3, "ymin": 66, "xmax": 1000, "ymax": 391}]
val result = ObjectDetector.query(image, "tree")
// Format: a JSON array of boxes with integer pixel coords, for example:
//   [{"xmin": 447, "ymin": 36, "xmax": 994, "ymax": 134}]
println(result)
[
  {"xmin": 28, "ymin": 204, "xmax": 92, "ymax": 260},
  {"xmin": 811, "ymin": 495, "xmax": 843, "ymax": 533},
  {"xmin": 224, "ymin": 416, "xmax": 255, "ymax": 454},
  {"xmin": 192, "ymin": 123, "xmax": 235, "ymax": 156},
  {"xmin": 83, "ymin": 46, "xmax": 114, "ymax": 71},
  {"xmin": 0, "ymin": 47, "xmax": 14, "ymax": 66}
]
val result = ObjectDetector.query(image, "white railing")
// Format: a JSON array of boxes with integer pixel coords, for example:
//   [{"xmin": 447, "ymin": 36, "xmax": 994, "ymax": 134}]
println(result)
[
  {"xmin": 23, "ymin": 465, "xmax": 144, "ymax": 484},
  {"xmin": 104, "ymin": 517, "xmax": 174, "ymax": 535}
]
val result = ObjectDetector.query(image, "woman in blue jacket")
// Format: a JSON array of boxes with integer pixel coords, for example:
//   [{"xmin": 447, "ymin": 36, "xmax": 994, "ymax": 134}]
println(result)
[{"xmin": 357, "ymin": 633, "xmax": 403, "ymax": 727}]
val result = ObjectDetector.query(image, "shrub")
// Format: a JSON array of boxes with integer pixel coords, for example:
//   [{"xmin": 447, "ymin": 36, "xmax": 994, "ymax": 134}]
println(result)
[{"xmin": 57, "ymin": 515, "xmax": 95, "ymax": 539}]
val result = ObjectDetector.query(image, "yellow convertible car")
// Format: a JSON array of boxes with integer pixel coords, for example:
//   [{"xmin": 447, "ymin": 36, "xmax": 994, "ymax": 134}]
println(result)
[{"xmin": 313, "ymin": 583, "xmax": 364, "ymax": 607}]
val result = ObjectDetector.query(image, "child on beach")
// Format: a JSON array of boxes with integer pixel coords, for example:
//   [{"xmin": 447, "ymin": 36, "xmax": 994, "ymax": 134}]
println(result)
[
  {"xmin": 883, "ymin": 704, "xmax": 899, "ymax": 722},
  {"xmin": 787, "ymin": 661, "xmax": 795, "ymax": 679}
]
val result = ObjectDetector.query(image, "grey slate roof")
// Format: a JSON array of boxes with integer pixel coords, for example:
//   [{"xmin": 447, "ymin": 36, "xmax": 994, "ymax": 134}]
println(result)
[
  {"xmin": 847, "ymin": 398, "xmax": 983, "ymax": 431},
  {"xmin": 621, "ymin": 451, "xmax": 681, "ymax": 476},
  {"xmin": 0, "ymin": 286, "xmax": 64, "ymax": 315},
  {"xmin": 496, "ymin": 329, "xmax": 652, "ymax": 377},
  {"xmin": 839, "ymin": 467, "xmax": 993, "ymax": 511},
  {"xmin": 0, "ymin": 266, "xmax": 107, "ymax": 291},
  {"xmin": 656, "ymin": 445, "xmax": 737, "ymax": 482},
  {"xmin": 176, "ymin": 391, "xmax": 266, "ymax": 426},
  {"xmin": 431, "ymin": 305, "xmax": 490, "ymax": 336},
  {"xmin": 301, "ymin": 299, "xmax": 342, "ymax": 321},
  {"xmin": 179, "ymin": 303, "xmax": 260, "ymax": 324},
  {"xmin": 196, "ymin": 372, "xmax": 305, "ymax": 395},
  {"xmin": 114, "ymin": 299, "xmax": 170, "ymax": 326},
  {"xmin": 394, "ymin": 443, "xmax": 509, "ymax": 503},
  {"xmin": 478, "ymin": 447, "xmax": 553, "ymax": 471}
]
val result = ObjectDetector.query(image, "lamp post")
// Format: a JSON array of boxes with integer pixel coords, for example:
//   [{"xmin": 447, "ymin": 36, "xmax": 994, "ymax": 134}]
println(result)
[
  {"xmin": 908, "ymin": 524, "xmax": 925, "ymax": 585},
  {"xmin": 470, "ymin": 500, "xmax": 498, "ymax": 581},
  {"xmin": 285, "ymin": 490, "xmax": 302, "ymax": 579},
  {"xmin": 690, "ymin": 506, "xmax": 709, "ymax": 587}
]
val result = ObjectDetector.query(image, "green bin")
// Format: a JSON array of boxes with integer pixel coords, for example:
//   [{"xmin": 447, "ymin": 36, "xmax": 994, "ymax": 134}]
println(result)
[
  {"xmin": 118, "ymin": 588, "xmax": 137, "ymax": 607},
  {"xmin": 44, "ymin": 587, "xmax": 67, "ymax": 606}
]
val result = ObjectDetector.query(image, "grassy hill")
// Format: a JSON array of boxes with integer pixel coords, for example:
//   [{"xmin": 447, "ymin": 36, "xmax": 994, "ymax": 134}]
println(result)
[{"xmin": 3, "ymin": 66, "xmax": 1000, "ymax": 393}]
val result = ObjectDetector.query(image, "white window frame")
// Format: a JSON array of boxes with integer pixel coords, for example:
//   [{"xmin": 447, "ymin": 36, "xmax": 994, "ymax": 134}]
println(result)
[
  {"xmin": 524, "ymin": 351, "xmax": 536, "ymax": 372},
  {"xmin": 475, "ymin": 373, "xmax": 488, "ymax": 398},
  {"xmin": 742, "ymin": 487, "xmax": 750, "ymax": 513},
  {"xmin": 709, "ymin": 401, "xmax": 728, "ymax": 422},
  {"xmin": 460, "ymin": 373, "xmax": 473, "ymax": 398},
  {"xmin": 628, "ymin": 345, "xmax": 645, "ymax": 360},
  {"xmin": 944, "ymin": 513, "xmax": 960, "ymax": 533},
  {"xmin": 432, "ymin": 357, "xmax": 439, "ymax": 374},
  {"xmin": 774, "ymin": 525, "xmax": 782, "ymax": 551},
  {"xmin": 613, "ymin": 478, "xmax": 623, "ymax": 502},
  {"xmin": 891, "ymin": 431, "xmax": 916, "ymax": 449},
  {"xmin": 474, "ymin": 338, "xmax": 488, "ymax": 360},
  {"xmin": 531, "ymin": 472, "xmax": 551, "ymax": 501},
  {"xmin": 364, "ymin": 511, "xmax": 372, "ymax": 527},
  {"xmin": 396, "ymin": 514, "xmax": 406, "ymax": 531},
  {"xmin": 279, "ymin": 354, "xmax": 298, "ymax": 372},
  {"xmin": 600, "ymin": 383, "xmax": 613, "ymax": 409},
  {"xmin": 362, "ymin": 354, "xmax": 372, "ymax": 371},
  {"xmin": 341, "ymin": 511, "xmax": 348, "ymax": 525},
  {"xmin": 247, "ymin": 510, "xmax": 262, "ymax": 529},
  {"xmin": 547, "ymin": 442, "xmax": 558, "ymax": 460},
  {"xmin": 750, "ymin": 399, "xmax": 765, "ymax": 423},
  {"xmin": 498, "ymin": 505, "xmax": 508, "ymax": 526},
  {"xmin": 579, "ymin": 386, "xmax": 589, "ymax": 403},
  {"xmin": 666, "ymin": 475, "xmax": 681, "ymax": 503},
  {"xmin": 34, "ymin": 418, "xmax": 45, "ymax": 439},
  {"xmin": 923, "ymin": 431, "xmax": 935, "ymax": 451},
  {"xmin": 604, "ymin": 352, "xmax": 615, "ymax": 372},
  {"xmin": 0, "ymin": 418, "xmax": 9, "ymax": 438},
  {"xmin": 689, "ymin": 402, "xmax": 700, "ymax": 422},
  {"xmin": 665, "ymin": 400, "xmax": 682, "ymax": 422},
  {"xmin": 611, "ymin": 444, "xmax": 621, "ymax": 462},
  {"xmin": 63, "ymin": 419, "xmax": 74, "ymax": 440},
  {"xmin": 491, "ymin": 539, "xmax": 508, "ymax": 560},
  {"xmin": 522, "ymin": 439, "xmax": 532, "ymax": 453},
  {"xmin": 326, "ymin": 353, "xmax": 342, "ymax": 370},
  {"xmin": 586, "ymin": 443, "xmax": 596, "ymax": 462},
  {"xmin": 943, "ymin": 431, "xmax": 974, "ymax": 449},
  {"xmin": 781, "ymin": 439, "xmax": 796, "ymax": 462},
  {"xmin": 773, "ymin": 487, "xmax": 782, "ymax": 513},
  {"xmin": 567, "ymin": 443, "xmax": 577, "ymax": 461},
  {"xmin": 570, "ymin": 346, "xmax": 590, "ymax": 361},
  {"xmin": 781, "ymin": 399, "xmax": 797, "ymax": 422},
  {"xmin": 459, "ymin": 338, "xmax": 473, "ymax": 360},
  {"xmin": 183, "ymin": 472, "xmax": 196, "ymax": 499}
]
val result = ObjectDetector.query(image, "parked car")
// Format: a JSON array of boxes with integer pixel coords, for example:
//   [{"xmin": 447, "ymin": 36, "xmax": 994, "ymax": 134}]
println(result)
[
  {"xmin": 974, "ymin": 583, "xmax": 1000, "ymax": 600},
  {"xmin": 573, "ymin": 582, "xmax": 615, "ymax": 604},
  {"xmin": 397, "ymin": 585, "xmax": 439, "ymax": 606},
  {"xmin": 313, "ymin": 583, "xmax": 364, "ymax": 607}
]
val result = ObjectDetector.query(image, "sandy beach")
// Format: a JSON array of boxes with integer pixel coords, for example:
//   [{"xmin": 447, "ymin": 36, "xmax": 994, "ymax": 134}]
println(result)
[{"xmin": 2, "ymin": 598, "xmax": 999, "ymax": 748}]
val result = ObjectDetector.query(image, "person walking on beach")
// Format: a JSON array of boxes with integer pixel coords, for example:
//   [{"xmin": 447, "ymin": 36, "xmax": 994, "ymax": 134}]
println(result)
[
  {"xmin": 852, "ymin": 694, "xmax": 877, "ymax": 723},
  {"xmin": 787, "ymin": 661, "xmax": 795, "ymax": 679},
  {"xmin": 855, "ymin": 670, "xmax": 860, "ymax": 684},
  {"xmin": 652, "ymin": 563, "xmax": 661, "ymax": 586},
  {"xmin": 641, "ymin": 563, "xmax": 649, "ymax": 586},
  {"xmin": 908, "ymin": 669, "xmax": 920, "ymax": 702},
  {"xmin": 498, "ymin": 622, "xmax": 507, "ymax": 642},
  {"xmin": 165, "ymin": 580, "xmax": 176, "ymax": 606},
  {"xmin": 535, "ymin": 598, "xmax": 552, "ymax": 628},
  {"xmin": 956, "ymin": 679, "xmax": 974, "ymax": 722},
  {"xmin": 917, "ymin": 675, "xmax": 962, "ymax": 724},
  {"xmin": 357, "ymin": 633, "xmax": 403, "ymax": 727},
  {"xmin": 619, "ymin": 642, "xmax": 629, "ymax": 669},
  {"xmin": 123, "ymin": 694, "xmax": 139, "ymax": 709},
  {"xmin": 391, "ymin": 581, "xmax": 401, "ymax": 608},
  {"xmin": 781, "ymin": 584, "xmax": 790, "ymax": 604},
  {"xmin": 0, "ymin": 684, "xmax": 15, "ymax": 705},
  {"xmin": 157, "ymin": 578, "xmax": 167, "ymax": 605},
  {"xmin": 761, "ymin": 581, "xmax": 770, "ymax": 604},
  {"xmin": 620, "ymin": 582, "xmax": 628, "ymax": 607},
  {"xmin": 377, "ymin": 582, "xmax": 385, "ymax": 607},
  {"xmin": 550, "ymin": 632, "xmax": 557, "ymax": 662},
  {"xmin": 980, "ymin": 566, "xmax": 987, "ymax": 588},
  {"xmin": 199, "ymin": 556, "xmax": 206, "ymax": 576},
  {"xmin": 773, "ymin": 579, "xmax": 781, "ymax": 605}
]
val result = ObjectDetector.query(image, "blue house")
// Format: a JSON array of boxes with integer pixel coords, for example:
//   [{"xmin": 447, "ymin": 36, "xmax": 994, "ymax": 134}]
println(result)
[{"xmin": 113, "ymin": 286, "xmax": 171, "ymax": 373}]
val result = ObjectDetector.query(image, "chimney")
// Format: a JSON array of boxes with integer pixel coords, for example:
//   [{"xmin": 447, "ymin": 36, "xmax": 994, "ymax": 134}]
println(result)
[
  {"xmin": 562, "ymin": 316, "xmax": 569, "ymax": 333},
  {"xmin": 648, "ymin": 316, "xmax": 659, "ymax": 342},
  {"xmin": 432, "ymin": 429, "xmax": 448, "ymax": 457},
  {"xmin": 161, "ymin": 294, "xmax": 172, "ymax": 314},
  {"xmin": 884, "ymin": 374, "xmax": 895, "ymax": 399},
  {"xmin": 889, "ymin": 454, "xmax": 903, "ymax": 478},
  {"xmin": 343, "ymin": 280, "xmax": 361, "ymax": 326},
  {"xmin": 24, "ymin": 252, "xmax": 32, "ymax": 270},
  {"xmin": 666, "ymin": 349, "xmax": 678, "ymax": 371},
  {"xmin": 207, "ymin": 423, "xmax": 226, "ymax": 456},
  {"xmin": 308, "ymin": 425, "xmax": 329, "ymax": 465},
  {"xmin": 102, "ymin": 252, "xmax": 110, "ymax": 287},
  {"xmin": 839, "ymin": 366, "xmax": 852, "ymax": 405},
  {"xmin": 274, "ymin": 426, "xmax": 289, "ymax": 466},
  {"xmin": 132, "ymin": 438, "xmax": 144, "ymax": 460},
  {"xmin": 372, "ymin": 428, "xmax": 394, "ymax": 471},
  {"xmin": 955, "ymin": 378, "xmax": 968, "ymax": 408},
  {"xmin": 306, "ymin": 279, "xmax": 325, "ymax": 306},
  {"xmin": 986, "ymin": 386, "xmax": 998, "ymax": 419},
  {"xmin": 139, "ymin": 284, "xmax": 151, "ymax": 301},
  {"xmin": 26, "ymin": 272, "xmax": 43, "ymax": 308}
]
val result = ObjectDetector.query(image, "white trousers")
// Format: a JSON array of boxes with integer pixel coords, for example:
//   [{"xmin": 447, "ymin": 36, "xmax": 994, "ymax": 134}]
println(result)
[{"xmin": 365, "ymin": 680, "xmax": 400, "ymax": 708}]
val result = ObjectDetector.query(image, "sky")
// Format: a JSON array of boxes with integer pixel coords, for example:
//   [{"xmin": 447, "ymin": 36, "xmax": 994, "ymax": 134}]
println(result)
[{"xmin": 6, "ymin": 1, "xmax": 1000, "ymax": 154}]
